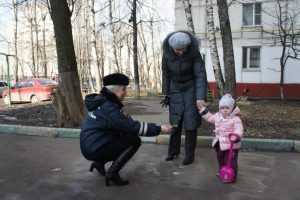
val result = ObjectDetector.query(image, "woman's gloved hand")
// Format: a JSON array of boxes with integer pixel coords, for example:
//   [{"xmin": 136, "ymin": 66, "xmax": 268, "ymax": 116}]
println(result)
[{"xmin": 160, "ymin": 96, "xmax": 170, "ymax": 108}]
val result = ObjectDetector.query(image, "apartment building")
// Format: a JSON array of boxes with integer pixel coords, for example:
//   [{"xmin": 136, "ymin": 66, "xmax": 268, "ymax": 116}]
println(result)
[{"xmin": 175, "ymin": 0, "xmax": 300, "ymax": 99}]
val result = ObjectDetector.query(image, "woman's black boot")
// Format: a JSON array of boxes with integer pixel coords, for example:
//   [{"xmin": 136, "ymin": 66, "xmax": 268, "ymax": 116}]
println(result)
[
  {"xmin": 165, "ymin": 154, "xmax": 178, "ymax": 161},
  {"xmin": 105, "ymin": 172, "xmax": 129, "ymax": 186},
  {"xmin": 166, "ymin": 126, "xmax": 181, "ymax": 161},
  {"xmin": 89, "ymin": 161, "xmax": 106, "ymax": 176},
  {"xmin": 182, "ymin": 129, "xmax": 197, "ymax": 165},
  {"xmin": 105, "ymin": 145, "xmax": 139, "ymax": 187}
]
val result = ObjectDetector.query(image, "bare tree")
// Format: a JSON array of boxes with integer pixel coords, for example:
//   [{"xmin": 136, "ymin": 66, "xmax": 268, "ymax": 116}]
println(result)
[
  {"xmin": 48, "ymin": 0, "xmax": 85, "ymax": 127},
  {"xmin": 33, "ymin": 0, "xmax": 40, "ymax": 76},
  {"xmin": 83, "ymin": 6, "xmax": 96, "ymax": 93},
  {"xmin": 138, "ymin": 24, "xmax": 150, "ymax": 88},
  {"xmin": 125, "ymin": 34, "xmax": 132, "ymax": 78},
  {"xmin": 12, "ymin": 0, "xmax": 19, "ymax": 81},
  {"xmin": 183, "ymin": 0, "xmax": 195, "ymax": 33},
  {"xmin": 88, "ymin": 0, "xmax": 101, "ymax": 91},
  {"xmin": 108, "ymin": 0, "xmax": 121, "ymax": 72},
  {"xmin": 216, "ymin": 0, "xmax": 236, "ymax": 97},
  {"xmin": 29, "ymin": 16, "xmax": 36, "ymax": 76},
  {"xmin": 206, "ymin": 0, "xmax": 225, "ymax": 96},
  {"xmin": 149, "ymin": 16, "xmax": 158, "ymax": 94},
  {"xmin": 263, "ymin": 0, "xmax": 300, "ymax": 100},
  {"xmin": 98, "ymin": 23, "xmax": 105, "ymax": 85},
  {"xmin": 130, "ymin": 0, "xmax": 140, "ymax": 99},
  {"xmin": 41, "ymin": 10, "xmax": 48, "ymax": 78}
]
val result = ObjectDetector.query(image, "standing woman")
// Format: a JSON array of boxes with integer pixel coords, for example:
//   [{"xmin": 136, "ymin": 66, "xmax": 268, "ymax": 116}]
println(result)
[{"xmin": 161, "ymin": 31, "xmax": 207, "ymax": 165}]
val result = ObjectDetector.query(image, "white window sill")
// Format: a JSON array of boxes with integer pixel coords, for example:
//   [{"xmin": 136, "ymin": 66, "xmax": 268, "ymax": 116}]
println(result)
[
  {"xmin": 242, "ymin": 25, "xmax": 263, "ymax": 29},
  {"xmin": 242, "ymin": 68, "xmax": 261, "ymax": 72}
]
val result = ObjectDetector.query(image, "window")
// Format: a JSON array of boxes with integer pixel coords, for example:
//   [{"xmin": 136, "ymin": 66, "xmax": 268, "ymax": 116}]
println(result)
[
  {"xmin": 26, "ymin": 81, "xmax": 34, "ymax": 87},
  {"xmin": 15, "ymin": 82, "xmax": 24, "ymax": 88},
  {"xmin": 243, "ymin": 3, "xmax": 261, "ymax": 26},
  {"xmin": 38, "ymin": 78, "xmax": 57, "ymax": 85},
  {"xmin": 242, "ymin": 47, "xmax": 260, "ymax": 69}
]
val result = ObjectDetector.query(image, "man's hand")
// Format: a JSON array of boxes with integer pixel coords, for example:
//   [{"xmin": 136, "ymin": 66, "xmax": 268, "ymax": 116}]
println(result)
[
  {"xmin": 197, "ymin": 100, "xmax": 205, "ymax": 110},
  {"xmin": 160, "ymin": 96, "xmax": 170, "ymax": 108},
  {"xmin": 161, "ymin": 125, "xmax": 173, "ymax": 134}
]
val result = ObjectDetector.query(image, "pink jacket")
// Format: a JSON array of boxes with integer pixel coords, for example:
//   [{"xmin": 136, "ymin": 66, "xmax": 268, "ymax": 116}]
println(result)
[{"xmin": 202, "ymin": 106, "xmax": 244, "ymax": 151}]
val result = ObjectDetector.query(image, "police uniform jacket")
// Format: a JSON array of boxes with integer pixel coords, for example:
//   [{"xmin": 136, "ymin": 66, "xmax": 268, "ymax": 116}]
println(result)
[{"xmin": 80, "ymin": 87, "xmax": 161, "ymax": 159}]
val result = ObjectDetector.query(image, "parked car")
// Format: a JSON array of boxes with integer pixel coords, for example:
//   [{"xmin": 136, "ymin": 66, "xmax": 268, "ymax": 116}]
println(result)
[
  {"xmin": 0, "ymin": 81, "xmax": 8, "ymax": 98},
  {"xmin": 2, "ymin": 78, "xmax": 58, "ymax": 104}
]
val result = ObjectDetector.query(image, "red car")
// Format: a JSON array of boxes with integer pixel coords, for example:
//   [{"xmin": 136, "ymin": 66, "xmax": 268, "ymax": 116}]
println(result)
[{"xmin": 2, "ymin": 78, "xmax": 58, "ymax": 104}]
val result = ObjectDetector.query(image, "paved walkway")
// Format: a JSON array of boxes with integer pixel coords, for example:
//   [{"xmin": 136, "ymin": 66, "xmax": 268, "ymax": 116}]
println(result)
[
  {"xmin": 0, "ymin": 99, "xmax": 299, "ymax": 152},
  {"xmin": 0, "ymin": 99, "xmax": 300, "ymax": 199},
  {"xmin": 0, "ymin": 134, "xmax": 299, "ymax": 200}
]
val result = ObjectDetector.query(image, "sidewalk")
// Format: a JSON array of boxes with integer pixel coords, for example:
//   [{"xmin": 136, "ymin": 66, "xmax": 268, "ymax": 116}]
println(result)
[
  {"xmin": 0, "ymin": 99, "xmax": 299, "ymax": 152},
  {"xmin": 0, "ymin": 134, "xmax": 299, "ymax": 200},
  {"xmin": 0, "ymin": 99, "xmax": 300, "ymax": 199}
]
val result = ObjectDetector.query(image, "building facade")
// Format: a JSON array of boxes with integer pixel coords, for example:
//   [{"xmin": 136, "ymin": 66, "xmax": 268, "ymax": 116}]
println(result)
[{"xmin": 175, "ymin": 0, "xmax": 300, "ymax": 99}]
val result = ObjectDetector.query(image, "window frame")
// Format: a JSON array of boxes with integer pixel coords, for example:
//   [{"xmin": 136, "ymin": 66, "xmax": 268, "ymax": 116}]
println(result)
[
  {"xmin": 242, "ymin": 46, "xmax": 261, "ymax": 71},
  {"xmin": 242, "ymin": 3, "xmax": 262, "ymax": 27}
]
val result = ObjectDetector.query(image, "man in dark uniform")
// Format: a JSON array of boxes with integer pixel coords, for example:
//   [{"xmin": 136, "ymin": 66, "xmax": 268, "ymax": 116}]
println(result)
[
  {"xmin": 161, "ymin": 31, "xmax": 207, "ymax": 165},
  {"xmin": 80, "ymin": 73, "xmax": 173, "ymax": 186}
]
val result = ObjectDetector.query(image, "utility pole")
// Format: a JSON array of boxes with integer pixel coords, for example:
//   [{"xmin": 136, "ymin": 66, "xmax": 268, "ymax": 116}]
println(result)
[{"xmin": 0, "ymin": 53, "xmax": 14, "ymax": 107}]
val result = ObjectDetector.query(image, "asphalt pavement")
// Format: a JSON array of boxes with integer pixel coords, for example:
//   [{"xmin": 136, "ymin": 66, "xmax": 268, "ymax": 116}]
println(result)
[
  {"xmin": 0, "ymin": 134, "xmax": 299, "ymax": 200},
  {"xmin": 0, "ymin": 99, "xmax": 300, "ymax": 200}
]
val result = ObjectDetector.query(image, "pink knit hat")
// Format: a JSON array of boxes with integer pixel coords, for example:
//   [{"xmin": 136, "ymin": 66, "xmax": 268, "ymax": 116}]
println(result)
[{"xmin": 219, "ymin": 94, "xmax": 235, "ymax": 111}]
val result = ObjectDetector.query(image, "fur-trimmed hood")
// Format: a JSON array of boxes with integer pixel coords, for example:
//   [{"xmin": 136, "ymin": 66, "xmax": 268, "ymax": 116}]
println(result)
[{"xmin": 162, "ymin": 30, "xmax": 200, "ymax": 61}]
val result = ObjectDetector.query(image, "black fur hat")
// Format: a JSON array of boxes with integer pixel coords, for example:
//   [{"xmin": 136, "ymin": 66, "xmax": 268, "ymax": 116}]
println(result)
[{"xmin": 103, "ymin": 73, "xmax": 129, "ymax": 86}]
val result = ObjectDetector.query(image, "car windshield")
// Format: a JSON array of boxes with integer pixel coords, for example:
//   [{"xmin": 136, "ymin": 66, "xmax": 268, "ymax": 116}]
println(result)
[
  {"xmin": 0, "ymin": 81, "xmax": 7, "ymax": 87},
  {"xmin": 38, "ymin": 78, "xmax": 57, "ymax": 85},
  {"xmin": 0, "ymin": 82, "xmax": 8, "ymax": 86},
  {"xmin": 15, "ymin": 82, "xmax": 25, "ymax": 88}
]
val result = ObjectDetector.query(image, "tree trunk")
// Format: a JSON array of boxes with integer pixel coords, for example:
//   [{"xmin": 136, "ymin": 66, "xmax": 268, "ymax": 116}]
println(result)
[
  {"xmin": 108, "ymin": 0, "xmax": 120, "ymax": 72},
  {"xmin": 206, "ymin": 0, "xmax": 225, "ymax": 96},
  {"xmin": 85, "ymin": 16, "xmax": 95, "ymax": 93},
  {"xmin": 278, "ymin": 0, "xmax": 287, "ymax": 100},
  {"xmin": 138, "ymin": 25, "xmax": 150, "ymax": 88},
  {"xmin": 49, "ymin": 0, "xmax": 85, "ymax": 128},
  {"xmin": 88, "ymin": 0, "xmax": 101, "ymax": 92},
  {"xmin": 42, "ymin": 13, "xmax": 48, "ymax": 78},
  {"xmin": 150, "ymin": 19, "xmax": 157, "ymax": 95},
  {"xmin": 126, "ymin": 35, "xmax": 132, "ymax": 78},
  {"xmin": 217, "ymin": 0, "xmax": 236, "ymax": 97},
  {"xmin": 34, "ymin": 0, "xmax": 39, "ymax": 77},
  {"xmin": 12, "ymin": 0, "xmax": 19, "ymax": 82},
  {"xmin": 30, "ymin": 18, "xmax": 36, "ymax": 77},
  {"xmin": 183, "ymin": 0, "xmax": 195, "ymax": 33},
  {"xmin": 280, "ymin": 36, "xmax": 286, "ymax": 100},
  {"xmin": 132, "ymin": 0, "xmax": 140, "ymax": 99},
  {"xmin": 99, "ymin": 28, "xmax": 105, "ymax": 86}
]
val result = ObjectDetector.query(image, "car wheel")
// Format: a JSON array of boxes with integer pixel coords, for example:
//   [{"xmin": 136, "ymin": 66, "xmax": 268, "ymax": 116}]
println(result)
[
  {"xmin": 31, "ymin": 95, "xmax": 40, "ymax": 104},
  {"xmin": 3, "ymin": 96, "xmax": 10, "ymax": 105}
]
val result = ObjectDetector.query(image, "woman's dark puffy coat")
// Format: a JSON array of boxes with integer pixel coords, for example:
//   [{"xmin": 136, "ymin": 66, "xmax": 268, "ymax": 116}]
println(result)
[
  {"xmin": 80, "ymin": 88, "xmax": 161, "ymax": 159},
  {"xmin": 162, "ymin": 31, "xmax": 207, "ymax": 130}
]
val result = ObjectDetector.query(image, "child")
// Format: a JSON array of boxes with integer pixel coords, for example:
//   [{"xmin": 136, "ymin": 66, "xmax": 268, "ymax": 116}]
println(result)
[{"xmin": 199, "ymin": 94, "xmax": 244, "ymax": 182}]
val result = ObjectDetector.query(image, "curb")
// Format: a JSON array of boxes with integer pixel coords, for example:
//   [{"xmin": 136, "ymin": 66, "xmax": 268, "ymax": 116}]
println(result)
[{"xmin": 0, "ymin": 124, "xmax": 298, "ymax": 152}]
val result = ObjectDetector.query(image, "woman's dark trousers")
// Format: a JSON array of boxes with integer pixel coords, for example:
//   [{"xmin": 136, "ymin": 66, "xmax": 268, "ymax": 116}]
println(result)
[
  {"xmin": 89, "ymin": 135, "xmax": 141, "ymax": 177},
  {"xmin": 167, "ymin": 118, "xmax": 198, "ymax": 163}
]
